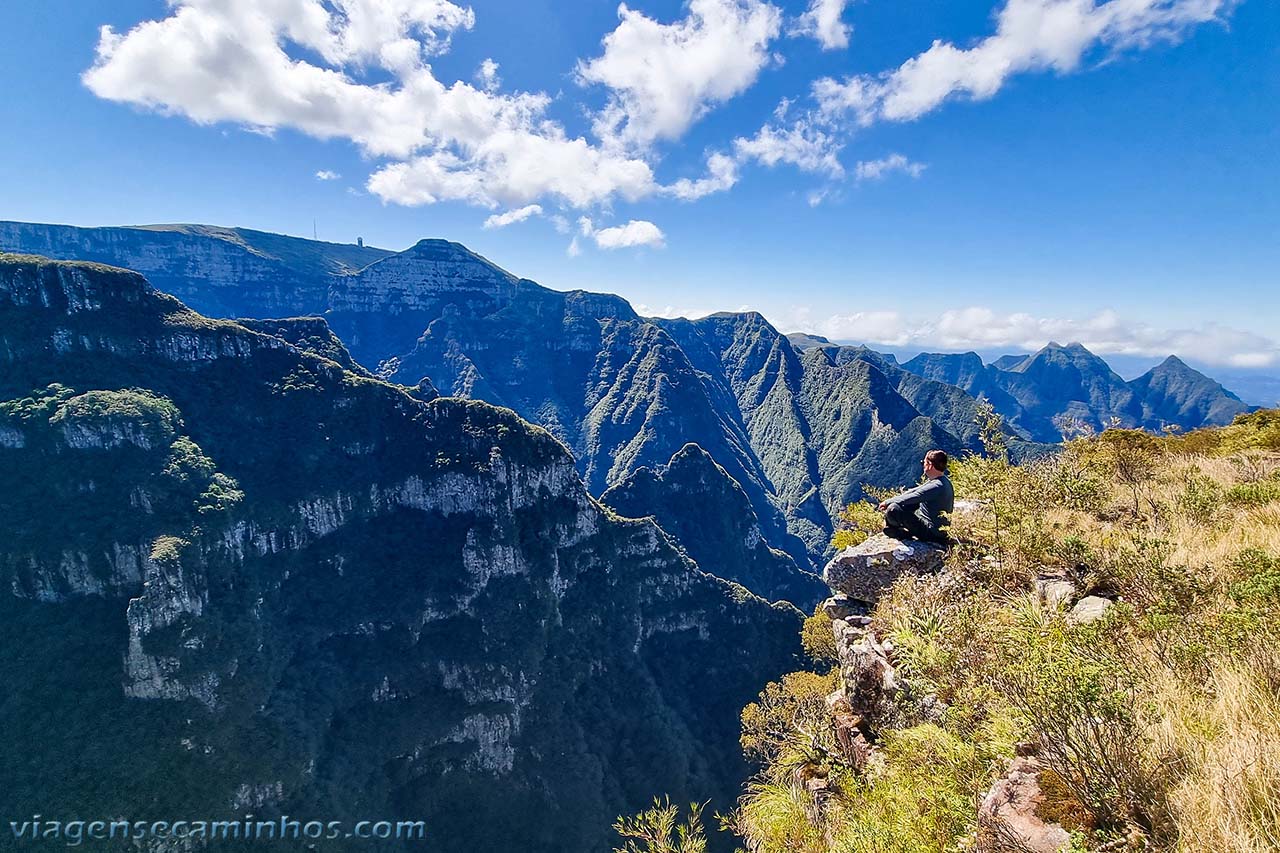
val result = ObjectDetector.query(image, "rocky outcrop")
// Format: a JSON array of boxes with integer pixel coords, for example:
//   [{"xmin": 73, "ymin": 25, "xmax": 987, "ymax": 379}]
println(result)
[
  {"xmin": 978, "ymin": 756, "xmax": 1072, "ymax": 853},
  {"xmin": 236, "ymin": 316, "xmax": 373, "ymax": 376},
  {"xmin": 822, "ymin": 534, "xmax": 946, "ymax": 604},
  {"xmin": 1032, "ymin": 571, "xmax": 1116, "ymax": 624}
]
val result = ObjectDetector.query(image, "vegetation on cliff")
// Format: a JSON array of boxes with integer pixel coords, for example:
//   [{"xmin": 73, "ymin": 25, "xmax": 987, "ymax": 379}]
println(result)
[
  {"xmin": 620, "ymin": 407, "xmax": 1280, "ymax": 852},
  {"xmin": 1, "ymin": 254, "xmax": 804, "ymax": 853}
]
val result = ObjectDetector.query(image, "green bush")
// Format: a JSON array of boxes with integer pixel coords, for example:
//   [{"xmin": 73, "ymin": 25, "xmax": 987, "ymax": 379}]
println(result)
[{"xmin": 1226, "ymin": 479, "xmax": 1280, "ymax": 507}]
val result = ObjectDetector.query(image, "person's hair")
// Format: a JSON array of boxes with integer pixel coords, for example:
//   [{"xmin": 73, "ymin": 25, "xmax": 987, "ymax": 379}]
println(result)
[{"xmin": 925, "ymin": 449, "xmax": 949, "ymax": 472}]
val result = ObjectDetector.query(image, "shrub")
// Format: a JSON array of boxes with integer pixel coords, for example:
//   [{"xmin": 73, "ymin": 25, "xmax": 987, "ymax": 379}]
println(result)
[
  {"xmin": 832, "ymin": 500, "xmax": 884, "ymax": 550},
  {"xmin": 613, "ymin": 797, "xmax": 707, "ymax": 853},
  {"xmin": 800, "ymin": 607, "xmax": 837, "ymax": 666},
  {"xmin": 1226, "ymin": 479, "xmax": 1280, "ymax": 507},
  {"xmin": 1175, "ymin": 469, "xmax": 1223, "ymax": 526}
]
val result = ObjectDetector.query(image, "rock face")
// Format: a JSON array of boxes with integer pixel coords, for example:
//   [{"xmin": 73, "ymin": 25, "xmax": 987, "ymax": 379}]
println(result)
[
  {"xmin": 0, "ymin": 222, "xmax": 980, "ymax": 573},
  {"xmin": 0, "ymin": 253, "xmax": 803, "ymax": 853},
  {"xmin": 0, "ymin": 220, "xmax": 390, "ymax": 317},
  {"xmin": 2, "ymin": 220, "xmax": 1250, "ymax": 574},
  {"xmin": 602, "ymin": 443, "xmax": 826, "ymax": 608},
  {"xmin": 236, "ymin": 316, "xmax": 373, "ymax": 376},
  {"xmin": 1068, "ymin": 595, "xmax": 1114, "ymax": 625},
  {"xmin": 822, "ymin": 535, "xmax": 946, "ymax": 604},
  {"xmin": 978, "ymin": 757, "xmax": 1072, "ymax": 853}
]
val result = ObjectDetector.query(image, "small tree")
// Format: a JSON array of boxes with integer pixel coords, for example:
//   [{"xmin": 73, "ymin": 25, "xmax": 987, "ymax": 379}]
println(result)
[
  {"xmin": 613, "ymin": 797, "xmax": 708, "ymax": 853},
  {"xmin": 1097, "ymin": 429, "xmax": 1159, "ymax": 517},
  {"xmin": 951, "ymin": 400, "xmax": 1013, "ymax": 565}
]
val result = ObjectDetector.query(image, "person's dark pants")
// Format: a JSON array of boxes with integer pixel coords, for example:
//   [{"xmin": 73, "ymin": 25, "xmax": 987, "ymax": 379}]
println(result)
[{"xmin": 884, "ymin": 505, "xmax": 949, "ymax": 546}]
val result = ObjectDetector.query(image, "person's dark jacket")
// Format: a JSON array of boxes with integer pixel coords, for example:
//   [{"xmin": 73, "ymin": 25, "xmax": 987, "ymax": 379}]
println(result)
[{"xmin": 888, "ymin": 474, "xmax": 954, "ymax": 532}]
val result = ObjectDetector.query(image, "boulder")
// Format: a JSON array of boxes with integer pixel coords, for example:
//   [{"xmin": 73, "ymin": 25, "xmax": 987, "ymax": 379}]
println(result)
[
  {"xmin": 1034, "ymin": 575, "xmax": 1079, "ymax": 609},
  {"xmin": 834, "ymin": 629, "xmax": 901, "ymax": 731},
  {"xmin": 822, "ymin": 534, "xmax": 945, "ymax": 603},
  {"xmin": 978, "ymin": 757, "xmax": 1071, "ymax": 853},
  {"xmin": 822, "ymin": 593, "xmax": 869, "ymax": 621},
  {"xmin": 1068, "ymin": 595, "xmax": 1113, "ymax": 625}
]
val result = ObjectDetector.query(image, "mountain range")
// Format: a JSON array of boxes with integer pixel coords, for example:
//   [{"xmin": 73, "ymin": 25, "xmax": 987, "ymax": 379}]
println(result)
[
  {"xmin": 0, "ymin": 221, "xmax": 1253, "ymax": 570},
  {"xmin": 0, "ymin": 252, "xmax": 801, "ymax": 851}
]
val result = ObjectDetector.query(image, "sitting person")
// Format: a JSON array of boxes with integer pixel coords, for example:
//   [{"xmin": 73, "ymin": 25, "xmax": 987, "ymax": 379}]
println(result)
[{"xmin": 876, "ymin": 449, "xmax": 954, "ymax": 545}]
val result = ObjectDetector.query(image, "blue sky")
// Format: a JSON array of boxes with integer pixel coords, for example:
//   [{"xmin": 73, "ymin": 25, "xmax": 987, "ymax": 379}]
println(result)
[{"xmin": 1, "ymin": 0, "xmax": 1277, "ymax": 386}]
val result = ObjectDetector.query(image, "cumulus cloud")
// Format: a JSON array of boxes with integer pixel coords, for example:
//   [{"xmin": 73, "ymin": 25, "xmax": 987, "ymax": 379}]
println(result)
[
  {"xmin": 82, "ymin": 0, "xmax": 655, "ymax": 211},
  {"xmin": 664, "ymin": 151, "xmax": 741, "ymax": 200},
  {"xmin": 790, "ymin": 0, "xmax": 853, "ymax": 50},
  {"xmin": 315, "ymin": 169, "xmax": 341, "ymax": 180},
  {"xmin": 577, "ymin": 0, "xmax": 782, "ymax": 149},
  {"xmin": 854, "ymin": 153, "xmax": 926, "ymax": 180},
  {"xmin": 814, "ymin": 0, "xmax": 1237, "ymax": 125},
  {"xmin": 80, "ymin": 0, "xmax": 1239, "ymax": 226},
  {"xmin": 785, "ymin": 305, "xmax": 1279, "ymax": 368},
  {"xmin": 661, "ymin": 110, "xmax": 844, "ymax": 201},
  {"xmin": 578, "ymin": 217, "xmax": 667, "ymax": 250},
  {"xmin": 482, "ymin": 203, "xmax": 543, "ymax": 229},
  {"xmin": 734, "ymin": 117, "xmax": 844, "ymax": 176}
]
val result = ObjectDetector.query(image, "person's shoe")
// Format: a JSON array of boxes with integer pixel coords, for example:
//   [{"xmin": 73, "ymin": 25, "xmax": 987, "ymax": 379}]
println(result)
[{"xmin": 882, "ymin": 525, "xmax": 913, "ymax": 540}]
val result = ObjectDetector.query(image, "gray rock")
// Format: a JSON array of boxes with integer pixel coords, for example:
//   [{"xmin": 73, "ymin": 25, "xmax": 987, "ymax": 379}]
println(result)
[
  {"xmin": 1068, "ymin": 595, "xmax": 1113, "ymax": 624},
  {"xmin": 822, "ymin": 534, "xmax": 945, "ymax": 603},
  {"xmin": 822, "ymin": 594, "xmax": 868, "ymax": 621},
  {"xmin": 835, "ymin": 630, "xmax": 900, "ymax": 730},
  {"xmin": 1034, "ymin": 576, "xmax": 1078, "ymax": 609}
]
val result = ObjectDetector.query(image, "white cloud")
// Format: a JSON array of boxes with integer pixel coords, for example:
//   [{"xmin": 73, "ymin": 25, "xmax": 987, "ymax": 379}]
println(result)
[
  {"xmin": 791, "ymin": 0, "xmax": 853, "ymax": 50},
  {"xmin": 662, "ymin": 112, "xmax": 844, "ymax": 201},
  {"xmin": 594, "ymin": 220, "xmax": 666, "ymax": 249},
  {"xmin": 476, "ymin": 57, "xmax": 500, "ymax": 91},
  {"xmin": 82, "ymin": 0, "xmax": 656, "ymax": 212},
  {"xmin": 482, "ymin": 203, "xmax": 543, "ymax": 229},
  {"xmin": 577, "ymin": 0, "xmax": 782, "ymax": 149},
  {"xmin": 814, "ymin": 0, "xmax": 1236, "ymax": 124},
  {"xmin": 854, "ymin": 153, "xmax": 926, "ymax": 181},
  {"xmin": 635, "ymin": 302, "xmax": 723, "ymax": 319},
  {"xmin": 315, "ymin": 169, "xmax": 341, "ymax": 180},
  {"xmin": 366, "ymin": 137, "xmax": 656, "ymax": 208},
  {"xmin": 577, "ymin": 218, "xmax": 667, "ymax": 250},
  {"xmin": 733, "ymin": 117, "xmax": 845, "ymax": 176},
  {"xmin": 664, "ymin": 151, "xmax": 740, "ymax": 200},
  {"xmin": 785, "ymin": 304, "xmax": 1279, "ymax": 367},
  {"xmin": 79, "ymin": 0, "xmax": 1239, "ymax": 224}
]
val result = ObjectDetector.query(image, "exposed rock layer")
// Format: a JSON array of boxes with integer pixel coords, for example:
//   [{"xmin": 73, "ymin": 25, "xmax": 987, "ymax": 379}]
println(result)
[{"xmin": 0, "ymin": 253, "xmax": 802, "ymax": 853}]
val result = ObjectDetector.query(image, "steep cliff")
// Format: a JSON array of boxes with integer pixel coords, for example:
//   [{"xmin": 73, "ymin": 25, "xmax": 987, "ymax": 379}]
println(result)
[
  {"xmin": 8, "ymin": 221, "xmax": 1245, "ymax": 576},
  {"xmin": 0, "ymin": 221, "xmax": 391, "ymax": 317},
  {"xmin": 602, "ymin": 443, "xmax": 826, "ymax": 609},
  {"xmin": 0, "ymin": 253, "xmax": 802, "ymax": 852},
  {"xmin": 660, "ymin": 313, "xmax": 965, "ymax": 559}
]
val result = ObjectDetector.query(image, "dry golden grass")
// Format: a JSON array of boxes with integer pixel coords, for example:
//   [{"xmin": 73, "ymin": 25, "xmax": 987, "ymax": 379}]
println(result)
[
  {"xmin": 1152, "ymin": 661, "xmax": 1280, "ymax": 853},
  {"xmin": 727, "ymin": 432, "xmax": 1280, "ymax": 853}
]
